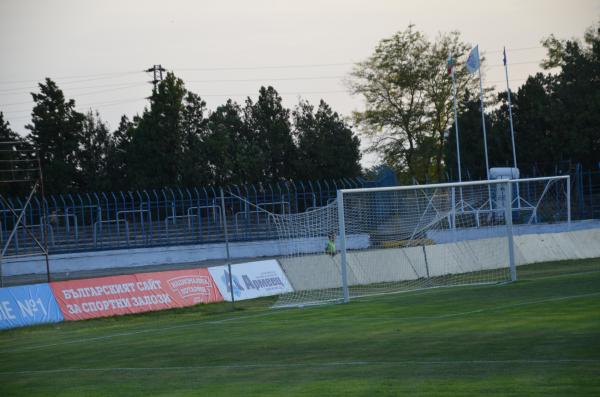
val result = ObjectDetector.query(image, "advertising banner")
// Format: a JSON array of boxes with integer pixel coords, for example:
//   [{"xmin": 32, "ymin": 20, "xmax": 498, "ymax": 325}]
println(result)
[
  {"xmin": 51, "ymin": 268, "xmax": 223, "ymax": 321},
  {"xmin": 0, "ymin": 283, "xmax": 64, "ymax": 330},
  {"xmin": 208, "ymin": 260, "xmax": 293, "ymax": 301}
]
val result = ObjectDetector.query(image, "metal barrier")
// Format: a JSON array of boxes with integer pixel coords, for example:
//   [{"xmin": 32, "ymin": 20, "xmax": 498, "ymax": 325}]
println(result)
[
  {"xmin": 93, "ymin": 220, "xmax": 130, "ymax": 248},
  {"xmin": 41, "ymin": 214, "xmax": 78, "ymax": 241},
  {"xmin": 445, "ymin": 162, "xmax": 600, "ymax": 221},
  {"xmin": 0, "ymin": 175, "xmax": 397, "ymax": 256},
  {"xmin": 3, "ymin": 162, "xmax": 595, "ymax": 258}
]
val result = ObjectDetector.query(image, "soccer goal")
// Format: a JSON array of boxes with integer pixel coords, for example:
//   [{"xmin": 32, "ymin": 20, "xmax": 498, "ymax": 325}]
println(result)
[{"xmin": 272, "ymin": 176, "xmax": 570, "ymax": 308}]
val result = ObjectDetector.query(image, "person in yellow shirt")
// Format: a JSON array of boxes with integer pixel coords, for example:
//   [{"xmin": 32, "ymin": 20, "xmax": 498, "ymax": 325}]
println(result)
[{"xmin": 325, "ymin": 232, "xmax": 336, "ymax": 256}]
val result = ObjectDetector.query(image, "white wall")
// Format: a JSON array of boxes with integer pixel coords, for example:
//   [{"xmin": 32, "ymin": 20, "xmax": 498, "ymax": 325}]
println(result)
[
  {"xmin": 279, "ymin": 228, "xmax": 600, "ymax": 290},
  {"xmin": 2, "ymin": 234, "xmax": 370, "ymax": 277}
]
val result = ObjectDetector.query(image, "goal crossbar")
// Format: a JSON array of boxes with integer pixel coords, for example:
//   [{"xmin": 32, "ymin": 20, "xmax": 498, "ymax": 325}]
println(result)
[{"xmin": 338, "ymin": 175, "xmax": 570, "ymax": 194}]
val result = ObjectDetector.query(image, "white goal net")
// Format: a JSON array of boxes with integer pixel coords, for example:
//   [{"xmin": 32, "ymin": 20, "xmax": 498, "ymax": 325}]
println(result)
[{"xmin": 272, "ymin": 176, "xmax": 570, "ymax": 308}]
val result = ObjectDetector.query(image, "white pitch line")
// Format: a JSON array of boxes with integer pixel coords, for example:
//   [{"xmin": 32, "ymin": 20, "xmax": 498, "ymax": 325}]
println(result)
[
  {"xmin": 2, "ymin": 291, "xmax": 599, "ymax": 354},
  {"xmin": 411, "ymin": 291, "xmax": 600, "ymax": 320},
  {"xmin": 520, "ymin": 269, "xmax": 600, "ymax": 281},
  {"xmin": 171, "ymin": 290, "xmax": 600, "ymax": 326},
  {"xmin": 245, "ymin": 290, "xmax": 600, "ymax": 324},
  {"xmin": 0, "ymin": 310, "xmax": 280, "ymax": 354},
  {"xmin": 1, "ymin": 359, "xmax": 599, "ymax": 376}
]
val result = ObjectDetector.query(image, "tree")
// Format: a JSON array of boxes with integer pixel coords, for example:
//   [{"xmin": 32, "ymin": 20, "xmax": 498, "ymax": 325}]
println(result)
[
  {"xmin": 105, "ymin": 115, "xmax": 135, "ymax": 191},
  {"xmin": 0, "ymin": 112, "xmax": 22, "ymax": 145},
  {"xmin": 445, "ymin": 91, "xmax": 505, "ymax": 180},
  {"xmin": 180, "ymin": 92, "xmax": 210, "ymax": 186},
  {"xmin": 294, "ymin": 100, "xmax": 361, "ymax": 180},
  {"xmin": 0, "ymin": 112, "xmax": 31, "ymax": 195},
  {"xmin": 25, "ymin": 78, "xmax": 85, "ymax": 193},
  {"xmin": 349, "ymin": 25, "xmax": 478, "ymax": 182},
  {"xmin": 504, "ymin": 73, "xmax": 557, "ymax": 170},
  {"xmin": 539, "ymin": 24, "xmax": 600, "ymax": 167},
  {"xmin": 127, "ymin": 73, "xmax": 187, "ymax": 188},
  {"xmin": 203, "ymin": 100, "xmax": 262, "ymax": 185},
  {"xmin": 78, "ymin": 110, "xmax": 112, "ymax": 192},
  {"xmin": 467, "ymin": 22, "xmax": 600, "ymax": 174},
  {"xmin": 244, "ymin": 86, "xmax": 297, "ymax": 181}
]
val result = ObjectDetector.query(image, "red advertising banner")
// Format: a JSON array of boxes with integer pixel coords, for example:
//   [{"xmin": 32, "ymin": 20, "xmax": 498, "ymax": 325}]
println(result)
[{"xmin": 51, "ymin": 268, "xmax": 223, "ymax": 321}]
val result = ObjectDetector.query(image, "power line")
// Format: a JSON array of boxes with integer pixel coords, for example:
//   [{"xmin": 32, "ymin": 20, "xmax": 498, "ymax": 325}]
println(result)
[
  {"xmin": 76, "ymin": 97, "xmax": 148, "ymax": 110},
  {"xmin": 2, "ymin": 97, "xmax": 147, "ymax": 116},
  {"xmin": 186, "ymin": 76, "xmax": 345, "ymax": 83},
  {"xmin": 487, "ymin": 60, "xmax": 542, "ymax": 68},
  {"xmin": 65, "ymin": 83, "xmax": 147, "ymax": 98},
  {"xmin": 2, "ymin": 72, "xmax": 537, "ymax": 115},
  {"xmin": 1, "ymin": 98, "xmax": 148, "ymax": 123},
  {"xmin": 0, "ymin": 76, "xmax": 147, "ymax": 95},
  {"xmin": 0, "ymin": 44, "xmax": 546, "ymax": 86},
  {"xmin": 0, "ymin": 71, "xmax": 141, "ymax": 86},
  {"xmin": 484, "ymin": 46, "xmax": 544, "ymax": 54},
  {"xmin": 0, "ymin": 80, "xmax": 148, "ymax": 96},
  {"xmin": 173, "ymin": 62, "xmax": 354, "ymax": 72},
  {"xmin": 198, "ymin": 90, "xmax": 348, "ymax": 97},
  {"xmin": 0, "ymin": 84, "xmax": 147, "ymax": 109},
  {"xmin": 0, "ymin": 62, "xmax": 537, "ymax": 97}
]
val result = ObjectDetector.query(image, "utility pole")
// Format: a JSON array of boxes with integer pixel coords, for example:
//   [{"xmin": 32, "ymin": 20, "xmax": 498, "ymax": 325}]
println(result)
[{"xmin": 145, "ymin": 64, "xmax": 166, "ymax": 94}]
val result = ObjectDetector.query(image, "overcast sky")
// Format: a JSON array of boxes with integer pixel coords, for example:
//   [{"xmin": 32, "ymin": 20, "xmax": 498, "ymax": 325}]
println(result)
[{"xmin": 0, "ymin": 0, "xmax": 598, "ymax": 166}]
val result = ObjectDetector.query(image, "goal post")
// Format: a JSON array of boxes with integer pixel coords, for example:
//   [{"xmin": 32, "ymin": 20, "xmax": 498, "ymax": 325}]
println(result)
[
  {"xmin": 273, "ymin": 176, "xmax": 570, "ymax": 308},
  {"xmin": 505, "ymin": 180, "xmax": 516, "ymax": 282},
  {"xmin": 336, "ymin": 190, "xmax": 350, "ymax": 303}
]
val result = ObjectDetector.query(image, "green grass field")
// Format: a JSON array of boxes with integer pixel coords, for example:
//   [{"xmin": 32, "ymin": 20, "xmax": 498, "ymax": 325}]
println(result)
[{"xmin": 1, "ymin": 259, "xmax": 599, "ymax": 396}]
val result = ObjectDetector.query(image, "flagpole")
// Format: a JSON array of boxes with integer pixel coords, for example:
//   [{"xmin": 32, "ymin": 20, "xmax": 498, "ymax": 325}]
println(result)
[
  {"xmin": 451, "ymin": 55, "xmax": 462, "ymax": 185},
  {"xmin": 450, "ymin": 52, "xmax": 464, "ymax": 210},
  {"xmin": 477, "ymin": 67, "xmax": 490, "ymax": 181},
  {"xmin": 504, "ymin": 46, "xmax": 520, "ymax": 207},
  {"xmin": 473, "ymin": 47, "xmax": 492, "ymax": 210}
]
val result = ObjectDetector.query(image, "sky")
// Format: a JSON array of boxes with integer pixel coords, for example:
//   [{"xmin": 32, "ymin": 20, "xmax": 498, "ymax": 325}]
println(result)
[{"xmin": 0, "ymin": 0, "xmax": 598, "ymax": 167}]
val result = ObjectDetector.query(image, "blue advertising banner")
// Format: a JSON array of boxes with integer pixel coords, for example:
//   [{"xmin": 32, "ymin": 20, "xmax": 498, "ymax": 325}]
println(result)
[{"xmin": 0, "ymin": 283, "xmax": 64, "ymax": 330}]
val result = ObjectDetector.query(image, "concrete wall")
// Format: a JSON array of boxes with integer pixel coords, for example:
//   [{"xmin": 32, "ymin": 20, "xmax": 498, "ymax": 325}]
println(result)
[
  {"xmin": 2, "ymin": 234, "xmax": 370, "ymax": 277},
  {"xmin": 427, "ymin": 219, "xmax": 600, "ymax": 244},
  {"xmin": 279, "ymin": 228, "xmax": 600, "ymax": 291},
  {"xmin": 514, "ymin": 228, "xmax": 600, "ymax": 265},
  {"xmin": 5, "ymin": 227, "xmax": 599, "ymax": 291}
]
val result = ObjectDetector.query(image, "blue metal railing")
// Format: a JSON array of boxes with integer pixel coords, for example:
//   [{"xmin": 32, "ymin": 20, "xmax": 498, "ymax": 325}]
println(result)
[
  {"xmin": 444, "ymin": 162, "xmax": 600, "ymax": 221},
  {"xmin": 4, "ymin": 161, "xmax": 595, "ymax": 257},
  {"xmin": 0, "ymin": 173, "xmax": 397, "ymax": 256}
]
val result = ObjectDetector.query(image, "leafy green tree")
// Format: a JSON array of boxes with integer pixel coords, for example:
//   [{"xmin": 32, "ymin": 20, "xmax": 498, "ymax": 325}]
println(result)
[
  {"xmin": 244, "ymin": 86, "xmax": 297, "ymax": 181},
  {"xmin": 78, "ymin": 110, "xmax": 112, "ymax": 191},
  {"xmin": 445, "ymin": 91, "xmax": 505, "ymax": 180},
  {"xmin": 0, "ymin": 112, "xmax": 21, "ymax": 145},
  {"xmin": 25, "ymin": 78, "xmax": 84, "ymax": 193},
  {"xmin": 293, "ymin": 100, "xmax": 361, "ymax": 180},
  {"xmin": 204, "ymin": 100, "xmax": 262, "ymax": 185},
  {"xmin": 349, "ymin": 25, "xmax": 478, "ymax": 182},
  {"xmin": 180, "ymin": 92, "xmax": 210, "ymax": 186},
  {"xmin": 105, "ymin": 115, "xmax": 135, "ymax": 190},
  {"xmin": 0, "ymin": 112, "xmax": 31, "ymax": 195},
  {"xmin": 539, "ymin": 24, "xmax": 600, "ymax": 167},
  {"xmin": 443, "ymin": 23, "xmax": 600, "ymax": 178},
  {"xmin": 127, "ymin": 73, "xmax": 187, "ymax": 188},
  {"xmin": 499, "ymin": 74, "xmax": 556, "ymax": 171}
]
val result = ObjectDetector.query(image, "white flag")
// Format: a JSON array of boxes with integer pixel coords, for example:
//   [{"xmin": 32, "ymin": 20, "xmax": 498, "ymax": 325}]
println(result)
[{"xmin": 466, "ymin": 45, "xmax": 481, "ymax": 74}]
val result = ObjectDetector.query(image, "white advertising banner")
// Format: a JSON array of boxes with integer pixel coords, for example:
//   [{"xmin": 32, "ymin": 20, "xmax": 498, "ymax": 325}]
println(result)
[{"xmin": 208, "ymin": 260, "xmax": 293, "ymax": 301}]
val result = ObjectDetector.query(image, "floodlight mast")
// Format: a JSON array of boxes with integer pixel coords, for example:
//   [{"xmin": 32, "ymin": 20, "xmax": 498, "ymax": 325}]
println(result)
[{"xmin": 0, "ymin": 142, "xmax": 50, "ymax": 287}]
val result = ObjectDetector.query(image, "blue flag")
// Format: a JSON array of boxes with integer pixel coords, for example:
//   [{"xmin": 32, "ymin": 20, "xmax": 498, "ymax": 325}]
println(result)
[{"xmin": 466, "ymin": 45, "xmax": 480, "ymax": 74}]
